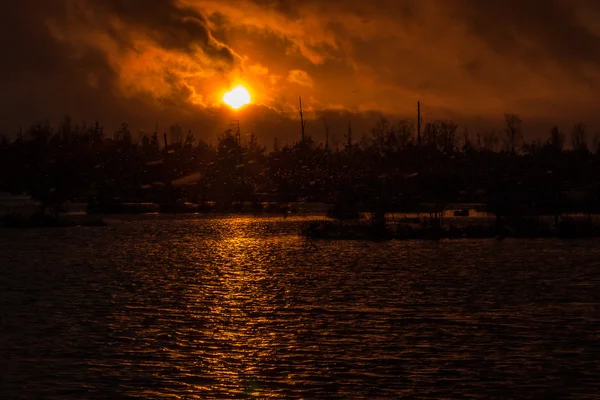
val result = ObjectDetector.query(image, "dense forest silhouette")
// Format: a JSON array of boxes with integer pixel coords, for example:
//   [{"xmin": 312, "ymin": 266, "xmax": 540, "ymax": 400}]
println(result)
[{"xmin": 1, "ymin": 112, "xmax": 600, "ymax": 224}]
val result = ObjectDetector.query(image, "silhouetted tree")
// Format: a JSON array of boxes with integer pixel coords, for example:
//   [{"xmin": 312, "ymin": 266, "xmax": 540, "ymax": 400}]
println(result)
[
  {"xmin": 2, "ymin": 111, "xmax": 599, "ymax": 222},
  {"xmin": 548, "ymin": 126, "xmax": 565, "ymax": 152},
  {"xmin": 114, "ymin": 123, "xmax": 132, "ymax": 143},
  {"xmin": 482, "ymin": 129, "xmax": 500, "ymax": 151},
  {"xmin": 571, "ymin": 123, "xmax": 588, "ymax": 153},
  {"xmin": 591, "ymin": 132, "xmax": 600, "ymax": 155},
  {"xmin": 169, "ymin": 124, "xmax": 183, "ymax": 145},
  {"xmin": 504, "ymin": 113, "xmax": 522, "ymax": 153}
]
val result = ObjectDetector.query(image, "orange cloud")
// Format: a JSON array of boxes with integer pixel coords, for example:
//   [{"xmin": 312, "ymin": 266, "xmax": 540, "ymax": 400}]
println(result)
[
  {"xmin": 3, "ymin": 0, "xmax": 600, "ymax": 143},
  {"xmin": 287, "ymin": 70, "xmax": 313, "ymax": 88}
]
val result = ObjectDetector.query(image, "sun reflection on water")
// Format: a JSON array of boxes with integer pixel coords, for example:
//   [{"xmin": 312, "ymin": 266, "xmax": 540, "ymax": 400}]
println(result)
[
  {"xmin": 202, "ymin": 219, "xmax": 288, "ymax": 397},
  {"xmin": 3, "ymin": 215, "xmax": 600, "ymax": 398}
]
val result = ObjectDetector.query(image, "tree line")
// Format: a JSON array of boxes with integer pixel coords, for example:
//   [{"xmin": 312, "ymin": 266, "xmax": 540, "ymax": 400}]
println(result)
[{"xmin": 1, "ymin": 113, "xmax": 599, "ymax": 219}]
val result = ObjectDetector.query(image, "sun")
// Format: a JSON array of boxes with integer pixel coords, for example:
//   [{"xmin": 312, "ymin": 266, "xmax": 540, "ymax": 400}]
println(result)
[{"xmin": 223, "ymin": 85, "xmax": 251, "ymax": 109}]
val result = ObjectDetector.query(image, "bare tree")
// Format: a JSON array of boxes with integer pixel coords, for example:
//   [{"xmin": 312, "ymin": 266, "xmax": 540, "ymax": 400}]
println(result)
[
  {"xmin": 298, "ymin": 96, "xmax": 306, "ymax": 143},
  {"xmin": 345, "ymin": 120, "xmax": 353, "ymax": 149},
  {"xmin": 570, "ymin": 123, "xmax": 588, "ymax": 152},
  {"xmin": 169, "ymin": 124, "xmax": 182, "ymax": 145},
  {"xmin": 394, "ymin": 120, "xmax": 413, "ymax": 151},
  {"xmin": 475, "ymin": 132, "xmax": 483, "ymax": 150},
  {"xmin": 482, "ymin": 130, "xmax": 500, "ymax": 151},
  {"xmin": 440, "ymin": 121, "xmax": 459, "ymax": 153},
  {"xmin": 370, "ymin": 117, "xmax": 389, "ymax": 152},
  {"xmin": 417, "ymin": 101, "xmax": 422, "ymax": 147},
  {"xmin": 548, "ymin": 126, "xmax": 565, "ymax": 151},
  {"xmin": 592, "ymin": 132, "xmax": 600, "ymax": 155},
  {"xmin": 423, "ymin": 121, "xmax": 439, "ymax": 148},
  {"xmin": 461, "ymin": 128, "xmax": 475, "ymax": 152},
  {"xmin": 423, "ymin": 120, "xmax": 458, "ymax": 152},
  {"xmin": 503, "ymin": 113, "xmax": 522, "ymax": 153},
  {"xmin": 323, "ymin": 117, "xmax": 330, "ymax": 151}
]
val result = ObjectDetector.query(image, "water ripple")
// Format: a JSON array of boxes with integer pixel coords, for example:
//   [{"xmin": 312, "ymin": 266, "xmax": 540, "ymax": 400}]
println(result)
[{"xmin": 1, "ymin": 215, "xmax": 600, "ymax": 398}]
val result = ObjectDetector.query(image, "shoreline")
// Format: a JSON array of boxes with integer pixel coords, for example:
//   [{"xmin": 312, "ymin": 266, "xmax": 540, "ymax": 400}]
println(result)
[{"xmin": 302, "ymin": 217, "xmax": 600, "ymax": 241}]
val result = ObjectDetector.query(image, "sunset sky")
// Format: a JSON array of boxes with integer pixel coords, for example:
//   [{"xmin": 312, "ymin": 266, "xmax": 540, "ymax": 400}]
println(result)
[{"xmin": 3, "ymin": 0, "xmax": 600, "ymax": 145}]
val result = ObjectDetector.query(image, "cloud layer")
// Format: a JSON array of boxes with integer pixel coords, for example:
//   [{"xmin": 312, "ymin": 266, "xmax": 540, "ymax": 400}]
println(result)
[{"xmin": 2, "ymin": 0, "xmax": 600, "ymax": 143}]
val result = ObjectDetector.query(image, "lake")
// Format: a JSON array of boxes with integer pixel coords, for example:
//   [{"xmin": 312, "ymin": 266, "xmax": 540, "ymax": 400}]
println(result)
[{"xmin": 1, "ymin": 214, "xmax": 599, "ymax": 399}]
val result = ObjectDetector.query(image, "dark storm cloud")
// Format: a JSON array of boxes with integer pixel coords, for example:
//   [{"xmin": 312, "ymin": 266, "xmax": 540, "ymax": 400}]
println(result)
[
  {"xmin": 0, "ymin": 1, "xmax": 125, "ymax": 131},
  {"xmin": 1, "ymin": 1, "xmax": 71, "ymax": 78},
  {"xmin": 457, "ymin": 0, "xmax": 600, "ymax": 81},
  {"xmin": 92, "ymin": 0, "xmax": 239, "ymax": 63}
]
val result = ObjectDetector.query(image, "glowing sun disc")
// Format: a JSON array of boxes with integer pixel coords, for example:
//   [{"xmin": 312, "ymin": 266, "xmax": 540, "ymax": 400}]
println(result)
[{"xmin": 223, "ymin": 85, "xmax": 251, "ymax": 109}]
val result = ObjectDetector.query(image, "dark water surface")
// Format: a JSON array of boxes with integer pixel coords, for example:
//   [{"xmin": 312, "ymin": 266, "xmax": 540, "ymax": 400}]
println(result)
[{"xmin": 1, "ymin": 215, "xmax": 600, "ymax": 399}]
